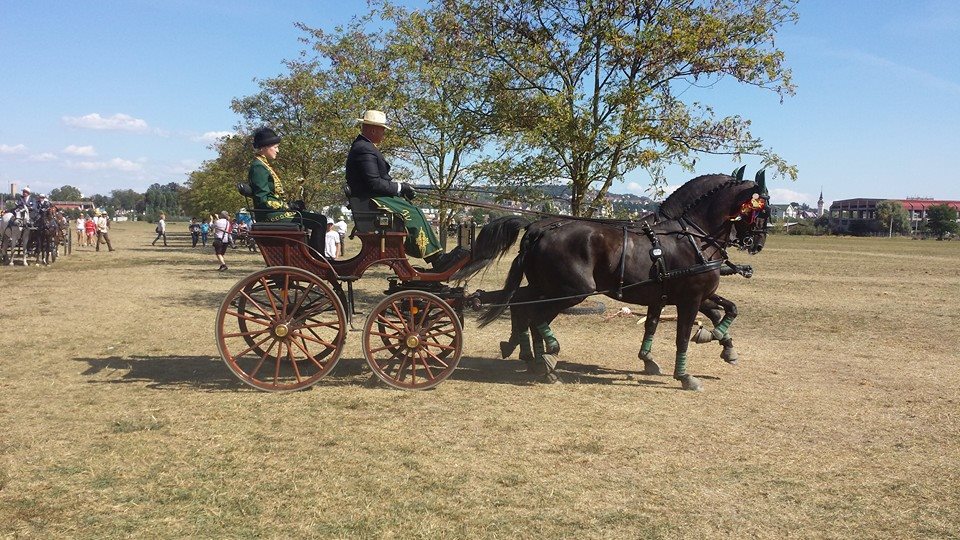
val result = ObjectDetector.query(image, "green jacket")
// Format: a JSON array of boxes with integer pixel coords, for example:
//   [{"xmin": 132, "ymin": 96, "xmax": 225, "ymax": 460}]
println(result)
[{"xmin": 248, "ymin": 157, "xmax": 294, "ymax": 222}]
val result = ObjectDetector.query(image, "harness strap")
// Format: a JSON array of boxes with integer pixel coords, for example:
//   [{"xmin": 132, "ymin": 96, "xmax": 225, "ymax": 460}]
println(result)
[{"xmin": 616, "ymin": 226, "xmax": 627, "ymax": 299}]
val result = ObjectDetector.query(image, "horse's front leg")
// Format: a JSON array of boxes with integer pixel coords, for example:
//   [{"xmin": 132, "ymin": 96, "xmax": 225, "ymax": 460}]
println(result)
[
  {"xmin": 638, "ymin": 303, "xmax": 664, "ymax": 375},
  {"xmin": 691, "ymin": 295, "xmax": 739, "ymax": 364},
  {"xmin": 674, "ymin": 301, "xmax": 704, "ymax": 391}
]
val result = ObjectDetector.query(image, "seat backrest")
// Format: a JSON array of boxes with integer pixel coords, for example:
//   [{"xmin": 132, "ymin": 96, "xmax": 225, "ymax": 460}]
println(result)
[{"xmin": 348, "ymin": 198, "xmax": 402, "ymax": 234}]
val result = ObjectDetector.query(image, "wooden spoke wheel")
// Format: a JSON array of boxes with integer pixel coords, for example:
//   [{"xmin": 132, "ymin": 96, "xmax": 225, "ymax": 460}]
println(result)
[
  {"xmin": 362, "ymin": 291, "xmax": 463, "ymax": 390},
  {"xmin": 217, "ymin": 266, "xmax": 347, "ymax": 392}
]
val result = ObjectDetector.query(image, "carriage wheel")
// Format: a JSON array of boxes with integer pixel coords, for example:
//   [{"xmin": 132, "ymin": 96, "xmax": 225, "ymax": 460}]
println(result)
[
  {"xmin": 362, "ymin": 291, "xmax": 463, "ymax": 390},
  {"xmin": 217, "ymin": 266, "xmax": 347, "ymax": 392}
]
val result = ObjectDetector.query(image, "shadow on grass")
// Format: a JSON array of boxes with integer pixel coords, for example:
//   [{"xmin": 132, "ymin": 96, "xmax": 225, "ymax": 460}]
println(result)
[{"xmin": 73, "ymin": 353, "xmax": 682, "ymax": 392}]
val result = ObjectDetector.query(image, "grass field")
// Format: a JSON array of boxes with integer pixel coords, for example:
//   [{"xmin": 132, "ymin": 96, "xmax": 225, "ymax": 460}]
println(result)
[{"xmin": 1, "ymin": 222, "xmax": 958, "ymax": 538}]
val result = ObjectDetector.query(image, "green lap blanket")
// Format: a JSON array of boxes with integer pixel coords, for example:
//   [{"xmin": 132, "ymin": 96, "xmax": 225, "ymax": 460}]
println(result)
[{"xmin": 372, "ymin": 196, "xmax": 442, "ymax": 259}]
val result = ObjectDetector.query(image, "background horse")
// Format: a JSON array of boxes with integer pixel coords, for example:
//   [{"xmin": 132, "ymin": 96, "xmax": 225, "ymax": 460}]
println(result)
[
  {"xmin": 1, "ymin": 207, "xmax": 33, "ymax": 266},
  {"xmin": 33, "ymin": 206, "xmax": 62, "ymax": 265},
  {"xmin": 458, "ymin": 172, "xmax": 770, "ymax": 391}
]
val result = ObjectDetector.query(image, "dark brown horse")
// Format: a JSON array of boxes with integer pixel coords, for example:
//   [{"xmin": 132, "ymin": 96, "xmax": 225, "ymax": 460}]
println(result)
[{"xmin": 457, "ymin": 172, "xmax": 770, "ymax": 391}]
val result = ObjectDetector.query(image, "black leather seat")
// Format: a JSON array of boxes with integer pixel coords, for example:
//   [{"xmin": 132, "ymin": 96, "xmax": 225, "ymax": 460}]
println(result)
[
  {"xmin": 251, "ymin": 222, "xmax": 302, "ymax": 231},
  {"xmin": 344, "ymin": 186, "xmax": 404, "ymax": 234}
]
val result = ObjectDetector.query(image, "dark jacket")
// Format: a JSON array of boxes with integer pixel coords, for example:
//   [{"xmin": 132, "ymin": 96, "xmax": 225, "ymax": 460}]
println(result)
[
  {"xmin": 248, "ymin": 157, "xmax": 294, "ymax": 222},
  {"xmin": 345, "ymin": 135, "xmax": 398, "ymax": 198}
]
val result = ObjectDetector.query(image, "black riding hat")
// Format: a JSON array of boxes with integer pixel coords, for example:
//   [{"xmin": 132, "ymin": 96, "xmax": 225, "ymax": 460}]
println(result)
[{"xmin": 252, "ymin": 127, "xmax": 281, "ymax": 149}]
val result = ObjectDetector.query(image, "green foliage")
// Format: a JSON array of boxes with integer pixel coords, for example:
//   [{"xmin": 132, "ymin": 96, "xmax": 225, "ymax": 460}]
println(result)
[
  {"xmin": 182, "ymin": 136, "xmax": 248, "ymax": 218},
  {"xmin": 448, "ymin": 0, "xmax": 798, "ymax": 215},
  {"xmin": 49, "ymin": 185, "xmax": 83, "ymax": 201},
  {"xmin": 144, "ymin": 182, "xmax": 186, "ymax": 221},
  {"xmin": 874, "ymin": 200, "xmax": 910, "ymax": 236},
  {"xmin": 923, "ymin": 204, "xmax": 959, "ymax": 240}
]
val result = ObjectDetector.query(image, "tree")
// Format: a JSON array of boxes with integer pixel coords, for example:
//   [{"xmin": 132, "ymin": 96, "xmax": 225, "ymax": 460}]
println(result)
[
  {"xmin": 182, "ymin": 135, "xmax": 250, "ymax": 218},
  {"xmin": 231, "ymin": 61, "xmax": 355, "ymax": 210},
  {"xmin": 49, "ymin": 185, "xmax": 83, "ymax": 201},
  {"xmin": 297, "ymin": 3, "xmax": 502, "ymax": 246},
  {"xmin": 874, "ymin": 200, "xmax": 910, "ymax": 237},
  {"xmin": 449, "ymin": 0, "xmax": 798, "ymax": 216},
  {"xmin": 924, "ymin": 204, "xmax": 959, "ymax": 240},
  {"xmin": 110, "ymin": 189, "xmax": 144, "ymax": 212}
]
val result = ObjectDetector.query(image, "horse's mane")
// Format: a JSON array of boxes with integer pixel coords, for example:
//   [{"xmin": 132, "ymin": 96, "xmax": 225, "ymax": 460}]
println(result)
[{"xmin": 657, "ymin": 174, "xmax": 743, "ymax": 221}]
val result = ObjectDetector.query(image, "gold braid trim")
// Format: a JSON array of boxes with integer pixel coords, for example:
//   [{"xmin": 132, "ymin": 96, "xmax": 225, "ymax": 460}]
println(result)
[{"xmin": 256, "ymin": 155, "xmax": 295, "ymax": 219}]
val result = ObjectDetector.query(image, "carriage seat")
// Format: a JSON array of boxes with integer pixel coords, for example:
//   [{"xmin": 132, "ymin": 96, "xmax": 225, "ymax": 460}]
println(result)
[
  {"xmin": 344, "ymin": 186, "xmax": 404, "ymax": 235},
  {"xmin": 251, "ymin": 222, "xmax": 302, "ymax": 231}
]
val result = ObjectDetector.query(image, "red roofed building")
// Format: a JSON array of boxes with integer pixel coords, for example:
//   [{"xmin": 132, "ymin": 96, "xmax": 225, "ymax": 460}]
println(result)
[{"xmin": 829, "ymin": 198, "xmax": 960, "ymax": 234}]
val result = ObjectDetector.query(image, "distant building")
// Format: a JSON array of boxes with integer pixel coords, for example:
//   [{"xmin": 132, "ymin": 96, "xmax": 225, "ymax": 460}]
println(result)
[{"xmin": 828, "ymin": 197, "xmax": 960, "ymax": 233}]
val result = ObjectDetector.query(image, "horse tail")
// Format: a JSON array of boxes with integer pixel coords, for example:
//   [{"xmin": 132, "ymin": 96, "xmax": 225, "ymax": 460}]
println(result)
[
  {"xmin": 452, "ymin": 215, "xmax": 531, "ymax": 282},
  {"xmin": 476, "ymin": 227, "xmax": 536, "ymax": 328}
]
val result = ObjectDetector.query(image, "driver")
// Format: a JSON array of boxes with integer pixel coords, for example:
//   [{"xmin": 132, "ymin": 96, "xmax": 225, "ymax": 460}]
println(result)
[
  {"xmin": 345, "ymin": 110, "xmax": 468, "ymax": 272},
  {"xmin": 14, "ymin": 186, "xmax": 38, "ymax": 223},
  {"xmin": 248, "ymin": 127, "xmax": 327, "ymax": 254}
]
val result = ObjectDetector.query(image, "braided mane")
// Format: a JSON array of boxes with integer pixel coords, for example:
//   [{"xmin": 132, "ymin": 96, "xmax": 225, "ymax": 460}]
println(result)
[{"xmin": 657, "ymin": 174, "xmax": 743, "ymax": 221}]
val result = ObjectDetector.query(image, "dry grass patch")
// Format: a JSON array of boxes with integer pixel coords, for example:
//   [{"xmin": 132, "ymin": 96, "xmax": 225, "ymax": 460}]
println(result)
[{"xmin": 1, "ymin": 224, "xmax": 958, "ymax": 538}]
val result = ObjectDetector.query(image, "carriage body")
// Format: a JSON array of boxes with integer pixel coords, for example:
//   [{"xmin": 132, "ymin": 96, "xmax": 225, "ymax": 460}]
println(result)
[{"xmin": 216, "ymin": 198, "xmax": 471, "ymax": 393}]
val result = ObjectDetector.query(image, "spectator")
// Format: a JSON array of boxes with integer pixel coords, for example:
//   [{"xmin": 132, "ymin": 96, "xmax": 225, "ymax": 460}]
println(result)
[
  {"xmin": 189, "ymin": 218, "xmax": 201, "ymax": 248},
  {"xmin": 200, "ymin": 218, "xmax": 210, "ymax": 246},
  {"xmin": 84, "ymin": 213, "xmax": 97, "ymax": 246},
  {"xmin": 324, "ymin": 222, "xmax": 341, "ymax": 260},
  {"xmin": 75, "ymin": 214, "xmax": 86, "ymax": 246},
  {"xmin": 95, "ymin": 211, "xmax": 115, "ymax": 252},
  {"xmin": 213, "ymin": 210, "xmax": 231, "ymax": 271},
  {"xmin": 152, "ymin": 213, "xmax": 168, "ymax": 246},
  {"xmin": 335, "ymin": 217, "xmax": 347, "ymax": 254}
]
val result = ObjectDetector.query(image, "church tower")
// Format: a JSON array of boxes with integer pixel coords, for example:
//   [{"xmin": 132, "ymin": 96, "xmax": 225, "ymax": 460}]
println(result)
[{"xmin": 817, "ymin": 189, "xmax": 824, "ymax": 217}]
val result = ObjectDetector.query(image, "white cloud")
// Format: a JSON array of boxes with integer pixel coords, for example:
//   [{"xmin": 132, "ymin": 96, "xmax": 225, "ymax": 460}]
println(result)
[
  {"xmin": 63, "ymin": 144, "xmax": 97, "ymax": 156},
  {"xmin": 62, "ymin": 113, "xmax": 150, "ymax": 132},
  {"xmin": 68, "ymin": 158, "xmax": 143, "ymax": 172},
  {"xmin": 769, "ymin": 188, "xmax": 814, "ymax": 205},
  {"xmin": 28, "ymin": 152, "xmax": 58, "ymax": 162},
  {"xmin": 194, "ymin": 131, "xmax": 234, "ymax": 143},
  {"xmin": 0, "ymin": 143, "xmax": 28, "ymax": 155}
]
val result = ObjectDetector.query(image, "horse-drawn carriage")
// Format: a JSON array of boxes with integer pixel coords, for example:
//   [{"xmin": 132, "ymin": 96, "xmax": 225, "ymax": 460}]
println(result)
[
  {"xmin": 215, "ymin": 192, "xmax": 475, "ymax": 392},
  {"xmin": 216, "ymin": 170, "xmax": 771, "ymax": 393},
  {"xmin": 1, "ymin": 205, "xmax": 66, "ymax": 266}
]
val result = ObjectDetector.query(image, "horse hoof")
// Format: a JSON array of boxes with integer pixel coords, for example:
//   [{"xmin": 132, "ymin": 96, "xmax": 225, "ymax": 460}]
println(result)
[
  {"xmin": 541, "ymin": 354, "xmax": 558, "ymax": 372},
  {"xmin": 721, "ymin": 347, "xmax": 738, "ymax": 365},
  {"xmin": 544, "ymin": 338, "xmax": 560, "ymax": 355},
  {"xmin": 677, "ymin": 374, "xmax": 703, "ymax": 392},
  {"xmin": 638, "ymin": 351, "xmax": 661, "ymax": 375},
  {"xmin": 499, "ymin": 340, "xmax": 517, "ymax": 359},
  {"xmin": 691, "ymin": 326, "xmax": 714, "ymax": 344}
]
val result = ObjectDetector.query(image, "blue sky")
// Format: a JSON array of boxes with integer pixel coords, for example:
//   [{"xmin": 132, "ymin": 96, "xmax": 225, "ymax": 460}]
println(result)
[{"xmin": 2, "ymin": 1, "xmax": 959, "ymax": 206}]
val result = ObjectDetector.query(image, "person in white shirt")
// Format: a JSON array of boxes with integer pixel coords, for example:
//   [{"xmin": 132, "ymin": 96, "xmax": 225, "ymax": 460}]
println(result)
[
  {"xmin": 324, "ymin": 222, "xmax": 341, "ymax": 260},
  {"xmin": 95, "ymin": 211, "xmax": 115, "ymax": 252},
  {"xmin": 152, "ymin": 213, "xmax": 167, "ymax": 246},
  {"xmin": 213, "ymin": 210, "xmax": 231, "ymax": 271},
  {"xmin": 75, "ymin": 214, "xmax": 85, "ymax": 246},
  {"xmin": 334, "ymin": 218, "xmax": 347, "ymax": 254}
]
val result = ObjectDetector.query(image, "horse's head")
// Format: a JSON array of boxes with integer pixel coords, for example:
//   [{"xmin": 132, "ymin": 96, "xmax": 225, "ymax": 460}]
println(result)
[{"xmin": 728, "ymin": 170, "xmax": 770, "ymax": 254}]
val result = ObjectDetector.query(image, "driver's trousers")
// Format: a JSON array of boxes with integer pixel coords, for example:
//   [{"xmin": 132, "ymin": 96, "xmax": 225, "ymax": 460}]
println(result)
[{"xmin": 277, "ymin": 211, "xmax": 327, "ymax": 256}]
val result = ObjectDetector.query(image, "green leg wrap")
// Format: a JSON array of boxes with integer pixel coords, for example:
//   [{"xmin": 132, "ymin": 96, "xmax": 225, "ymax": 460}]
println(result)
[
  {"xmin": 712, "ymin": 316, "xmax": 734, "ymax": 340},
  {"xmin": 535, "ymin": 322, "xmax": 559, "ymax": 354},
  {"xmin": 640, "ymin": 336, "xmax": 654, "ymax": 355},
  {"xmin": 674, "ymin": 352, "xmax": 688, "ymax": 379}
]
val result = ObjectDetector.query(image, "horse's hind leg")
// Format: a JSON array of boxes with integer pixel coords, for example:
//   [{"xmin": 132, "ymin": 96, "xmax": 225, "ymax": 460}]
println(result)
[
  {"xmin": 674, "ymin": 301, "xmax": 704, "ymax": 391},
  {"xmin": 499, "ymin": 288, "xmax": 535, "ymax": 363},
  {"xmin": 690, "ymin": 295, "xmax": 739, "ymax": 365},
  {"xmin": 638, "ymin": 304, "xmax": 664, "ymax": 375}
]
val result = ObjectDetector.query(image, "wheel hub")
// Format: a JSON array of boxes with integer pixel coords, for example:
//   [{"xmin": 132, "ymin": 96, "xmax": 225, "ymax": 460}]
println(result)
[
  {"xmin": 404, "ymin": 334, "xmax": 421, "ymax": 349},
  {"xmin": 273, "ymin": 323, "xmax": 290, "ymax": 338}
]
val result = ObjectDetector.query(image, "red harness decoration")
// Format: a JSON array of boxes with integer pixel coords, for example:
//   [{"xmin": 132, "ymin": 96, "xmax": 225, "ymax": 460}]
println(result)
[{"xmin": 731, "ymin": 193, "xmax": 767, "ymax": 224}]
